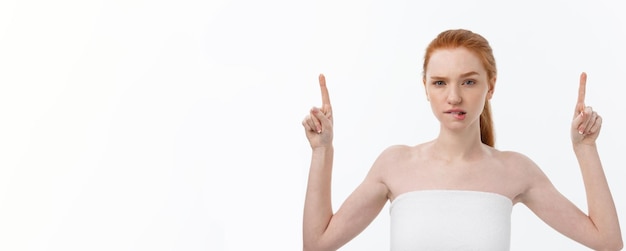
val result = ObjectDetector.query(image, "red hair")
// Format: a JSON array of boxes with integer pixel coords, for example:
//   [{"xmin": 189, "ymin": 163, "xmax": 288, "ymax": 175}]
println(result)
[{"xmin": 422, "ymin": 29, "xmax": 497, "ymax": 147}]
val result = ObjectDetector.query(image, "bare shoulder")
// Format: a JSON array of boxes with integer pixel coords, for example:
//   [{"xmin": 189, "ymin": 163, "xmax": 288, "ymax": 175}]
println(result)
[
  {"xmin": 369, "ymin": 144, "xmax": 414, "ymax": 169},
  {"xmin": 379, "ymin": 144, "xmax": 414, "ymax": 158},
  {"xmin": 497, "ymin": 150, "xmax": 532, "ymax": 164},
  {"xmin": 496, "ymin": 150, "xmax": 550, "ymax": 178},
  {"xmin": 496, "ymin": 150, "xmax": 539, "ymax": 169},
  {"xmin": 496, "ymin": 150, "xmax": 551, "ymax": 197}
]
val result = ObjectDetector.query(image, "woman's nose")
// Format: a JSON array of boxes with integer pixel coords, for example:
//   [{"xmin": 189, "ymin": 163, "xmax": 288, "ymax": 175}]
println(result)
[{"xmin": 447, "ymin": 87, "xmax": 462, "ymax": 104}]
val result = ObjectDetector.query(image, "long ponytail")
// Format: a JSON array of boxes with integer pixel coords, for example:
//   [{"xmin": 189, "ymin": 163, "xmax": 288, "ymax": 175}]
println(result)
[{"xmin": 480, "ymin": 99, "xmax": 494, "ymax": 147}]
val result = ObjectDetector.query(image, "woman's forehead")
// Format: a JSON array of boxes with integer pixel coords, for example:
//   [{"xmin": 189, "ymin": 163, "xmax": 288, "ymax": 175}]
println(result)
[{"xmin": 426, "ymin": 48, "xmax": 486, "ymax": 77}]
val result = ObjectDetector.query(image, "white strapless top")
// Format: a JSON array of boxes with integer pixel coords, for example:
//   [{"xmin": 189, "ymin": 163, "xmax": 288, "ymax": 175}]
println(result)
[{"xmin": 390, "ymin": 190, "xmax": 512, "ymax": 251}]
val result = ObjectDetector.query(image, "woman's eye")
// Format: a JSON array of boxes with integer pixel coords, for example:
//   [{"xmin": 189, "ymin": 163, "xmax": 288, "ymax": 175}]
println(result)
[
  {"xmin": 463, "ymin": 80, "xmax": 475, "ymax": 85},
  {"xmin": 433, "ymin": 81, "xmax": 445, "ymax": 86}
]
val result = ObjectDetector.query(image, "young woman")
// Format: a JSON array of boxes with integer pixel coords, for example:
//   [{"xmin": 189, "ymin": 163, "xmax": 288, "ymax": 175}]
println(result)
[{"xmin": 301, "ymin": 29, "xmax": 622, "ymax": 250}]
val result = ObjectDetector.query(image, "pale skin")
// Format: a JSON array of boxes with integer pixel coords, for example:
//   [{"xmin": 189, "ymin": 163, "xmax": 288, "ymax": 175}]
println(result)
[{"xmin": 302, "ymin": 48, "xmax": 622, "ymax": 251}]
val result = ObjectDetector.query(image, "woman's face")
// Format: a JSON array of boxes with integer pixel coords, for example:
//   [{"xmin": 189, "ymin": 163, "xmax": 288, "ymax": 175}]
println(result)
[{"xmin": 423, "ymin": 47, "xmax": 494, "ymax": 130}]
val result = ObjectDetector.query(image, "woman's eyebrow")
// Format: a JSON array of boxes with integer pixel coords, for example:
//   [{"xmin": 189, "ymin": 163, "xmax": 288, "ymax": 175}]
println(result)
[
  {"xmin": 430, "ymin": 71, "xmax": 480, "ymax": 80},
  {"xmin": 460, "ymin": 71, "xmax": 480, "ymax": 78}
]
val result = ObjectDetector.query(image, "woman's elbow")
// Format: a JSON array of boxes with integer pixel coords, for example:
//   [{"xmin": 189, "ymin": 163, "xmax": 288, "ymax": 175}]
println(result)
[
  {"xmin": 608, "ymin": 234, "xmax": 623, "ymax": 251},
  {"xmin": 595, "ymin": 237, "xmax": 623, "ymax": 251},
  {"xmin": 612, "ymin": 239, "xmax": 623, "ymax": 251},
  {"xmin": 303, "ymin": 242, "xmax": 333, "ymax": 251}
]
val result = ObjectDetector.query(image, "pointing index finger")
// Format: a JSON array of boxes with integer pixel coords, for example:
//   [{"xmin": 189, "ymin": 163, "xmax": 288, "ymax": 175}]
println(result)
[
  {"xmin": 319, "ymin": 74, "xmax": 331, "ymax": 108},
  {"xmin": 576, "ymin": 72, "xmax": 587, "ymax": 113}
]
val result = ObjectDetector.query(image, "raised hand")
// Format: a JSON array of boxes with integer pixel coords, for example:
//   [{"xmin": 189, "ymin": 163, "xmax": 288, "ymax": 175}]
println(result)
[
  {"xmin": 571, "ymin": 72, "xmax": 602, "ymax": 145},
  {"xmin": 302, "ymin": 74, "xmax": 334, "ymax": 149}
]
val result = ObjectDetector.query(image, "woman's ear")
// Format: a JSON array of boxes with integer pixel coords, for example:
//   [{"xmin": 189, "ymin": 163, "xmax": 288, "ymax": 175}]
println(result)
[{"xmin": 487, "ymin": 76, "xmax": 496, "ymax": 100}]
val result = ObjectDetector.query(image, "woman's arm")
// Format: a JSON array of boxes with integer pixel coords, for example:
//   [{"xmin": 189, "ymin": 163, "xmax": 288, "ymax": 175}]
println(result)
[
  {"xmin": 302, "ymin": 74, "xmax": 389, "ymax": 251},
  {"xmin": 569, "ymin": 72, "xmax": 621, "ymax": 249},
  {"xmin": 574, "ymin": 142, "xmax": 622, "ymax": 250},
  {"xmin": 303, "ymin": 146, "xmax": 389, "ymax": 251},
  {"xmin": 520, "ymin": 143, "xmax": 622, "ymax": 250},
  {"xmin": 521, "ymin": 73, "xmax": 622, "ymax": 250}
]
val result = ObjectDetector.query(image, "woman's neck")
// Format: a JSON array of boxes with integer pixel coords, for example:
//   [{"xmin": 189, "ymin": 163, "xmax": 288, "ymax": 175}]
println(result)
[{"xmin": 431, "ymin": 126, "xmax": 486, "ymax": 162}]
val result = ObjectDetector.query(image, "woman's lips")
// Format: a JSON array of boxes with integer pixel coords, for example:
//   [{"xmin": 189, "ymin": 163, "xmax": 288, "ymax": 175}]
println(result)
[{"xmin": 445, "ymin": 109, "xmax": 466, "ymax": 120}]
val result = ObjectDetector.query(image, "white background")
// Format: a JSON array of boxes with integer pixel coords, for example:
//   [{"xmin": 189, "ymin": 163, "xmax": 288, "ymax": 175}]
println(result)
[{"xmin": 0, "ymin": 0, "xmax": 624, "ymax": 250}]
